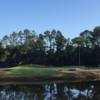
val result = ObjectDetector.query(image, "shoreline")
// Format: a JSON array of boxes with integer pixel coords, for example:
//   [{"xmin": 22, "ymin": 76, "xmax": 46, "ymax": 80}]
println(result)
[{"xmin": 0, "ymin": 65, "xmax": 100, "ymax": 84}]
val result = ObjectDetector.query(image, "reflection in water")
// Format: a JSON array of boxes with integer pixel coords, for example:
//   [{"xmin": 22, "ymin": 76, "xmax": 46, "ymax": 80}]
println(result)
[{"xmin": 0, "ymin": 82, "xmax": 99, "ymax": 100}]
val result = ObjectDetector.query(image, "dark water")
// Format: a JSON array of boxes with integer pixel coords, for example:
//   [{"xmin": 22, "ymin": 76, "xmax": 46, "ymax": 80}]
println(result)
[{"xmin": 0, "ymin": 81, "xmax": 100, "ymax": 100}]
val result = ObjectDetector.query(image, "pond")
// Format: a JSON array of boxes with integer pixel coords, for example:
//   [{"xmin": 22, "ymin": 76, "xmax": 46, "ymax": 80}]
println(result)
[{"xmin": 0, "ymin": 81, "xmax": 99, "ymax": 100}]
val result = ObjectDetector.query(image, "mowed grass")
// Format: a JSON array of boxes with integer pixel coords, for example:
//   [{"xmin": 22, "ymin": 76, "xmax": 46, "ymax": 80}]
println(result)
[
  {"xmin": 0, "ymin": 65, "xmax": 79, "ymax": 77},
  {"xmin": 0, "ymin": 64, "xmax": 100, "ymax": 83},
  {"xmin": 8, "ymin": 64, "xmax": 78, "ymax": 77}
]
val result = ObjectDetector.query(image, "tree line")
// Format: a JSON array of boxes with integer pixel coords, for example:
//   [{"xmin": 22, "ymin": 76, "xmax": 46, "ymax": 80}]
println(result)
[{"xmin": 0, "ymin": 26, "xmax": 100, "ymax": 67}]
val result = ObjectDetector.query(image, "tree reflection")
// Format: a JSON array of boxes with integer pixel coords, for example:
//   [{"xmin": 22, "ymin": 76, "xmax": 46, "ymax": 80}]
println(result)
[{"xmin": 0, "ymin": 82, "xmax": 99, "ymax": 100}]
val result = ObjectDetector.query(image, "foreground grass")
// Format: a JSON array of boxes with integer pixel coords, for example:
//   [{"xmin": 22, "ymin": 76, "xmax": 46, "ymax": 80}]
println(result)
[{"xmin": 0, "ymin": 64, "xmax": 100, "ymax": 84}]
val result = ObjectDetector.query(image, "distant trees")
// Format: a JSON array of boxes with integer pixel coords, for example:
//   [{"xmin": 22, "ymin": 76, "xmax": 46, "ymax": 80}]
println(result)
[
  {"xmin": 0, "ymin": 43, "xmax": 5, "ymax": 64},
  {"xmin": 0, "ymin": 26, "xmax": 100, "ymax": 67}
]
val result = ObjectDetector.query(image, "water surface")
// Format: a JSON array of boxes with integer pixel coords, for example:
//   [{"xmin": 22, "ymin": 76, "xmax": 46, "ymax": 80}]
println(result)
[{"xmin": 0, "ymin": 81, "xmax": 99, "ymax": 100}]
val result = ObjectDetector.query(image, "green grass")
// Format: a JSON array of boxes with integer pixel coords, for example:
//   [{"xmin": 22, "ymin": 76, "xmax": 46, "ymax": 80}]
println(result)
[
  {"xmin": 0, "ymin": 64, "xmax": 99, "ymax": 84},
  {"xmin": 8, "ymin": 64, "xmax": 77, "ymax": 77},
  {"xmin": 0, "ymin": 64, "xmax": 81, "ymax": 81}
]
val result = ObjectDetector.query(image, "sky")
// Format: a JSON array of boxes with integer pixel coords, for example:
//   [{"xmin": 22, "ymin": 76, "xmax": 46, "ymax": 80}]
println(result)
[{"xmin": 0, "ymin": 0, "xmax": 100, "ymax": 38}]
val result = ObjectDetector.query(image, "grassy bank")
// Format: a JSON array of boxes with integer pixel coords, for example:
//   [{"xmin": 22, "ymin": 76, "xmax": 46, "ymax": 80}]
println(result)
[{"xmin": 0, "ymin": 64, "xmax": 100, "ymax": 84}]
